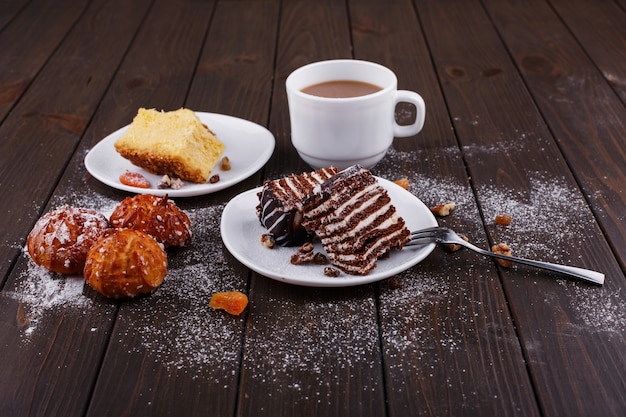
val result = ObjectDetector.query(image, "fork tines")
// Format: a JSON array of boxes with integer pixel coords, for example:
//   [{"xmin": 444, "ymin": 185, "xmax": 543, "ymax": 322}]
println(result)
[{"xmin": 406, "ymin": 226, "xmax": 440, "ymax": 246}]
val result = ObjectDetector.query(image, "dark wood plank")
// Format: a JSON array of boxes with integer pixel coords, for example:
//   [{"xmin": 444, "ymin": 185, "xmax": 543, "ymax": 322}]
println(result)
[
  {"xmin": 547, "ymin": 0, "xmax": 626, "ymax": 104},
  {"xmin": 416, "ymin": 0, "xmax": 626, "ymax": 416},
  {"xmin": 351, "ymin": 0, "xmax": 540, "ymax": 415},
  {"xmin": 484, "ymin": 0, "xmax": 626, "ymax": 273},
  {"xmin": 80, "ymin": 1, "xmax": 278, "ymax": 416},
  {"xmin": 263, "ymin": 0, "xmax": 355, "ymax": 178},
  {"xmin": 0, "ymin": 0, "xmax": 89, "ymax": 120},
  {"xmin": 236, "ymin": 1, "xmax": 387, "ymax": 416},
  {"xmin": 1, "ymin": 1, "xmax": 623, "ymax": 416},
  {"xmin": 186, "ymin": 0, "xmax": 279, "ymax": 128},
  {"xmin": 0, "ymin": 0, "xmax": 154, "ymax": 415},
  {"xmin": 0, "ymin": 2, "xmax": 146, "ymax": 286},
  {"xmin": 0, "ymin": 0, "xmax": 30, "ymax": 31}
]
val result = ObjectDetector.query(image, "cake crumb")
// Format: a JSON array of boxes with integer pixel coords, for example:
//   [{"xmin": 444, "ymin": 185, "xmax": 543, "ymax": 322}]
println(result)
[
  {"xmin": 260, "ymin": 234, "xmax": 275, "ymax": 249},
  {"xmin": 220, "ymin": 156, "xmax": 231, "ymax": 171},
  {"xmin": 291, "ymin": 251, "xmax": 314, "ymax": 265},
  {"xmin": 298, "ymin": 242, "xmax": 314, "ymax": 253},
  {"xmin": 323, "ymin": 267, "xmax": 341, "ymax": 277},
  {"xmin": 430, "ymin": 202, "xmax": 456, "ymax": 217},
  {"xmin": 491, "ymin": 243, "xmax": 513, "ymax": 267}
]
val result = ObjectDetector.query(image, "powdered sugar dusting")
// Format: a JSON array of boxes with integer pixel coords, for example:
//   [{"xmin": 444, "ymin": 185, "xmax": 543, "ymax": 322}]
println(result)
[
  {"xmin": 376, "ymin": 147, "xmax": 622, "ymax": 336},
  {"xmin": 5, "ymin": 260, "xmax": 89, "ymax": 337},
  {"xmin": 378, "ymin": 259, "xmax": 501, "ymax": 378},
  {"xmin": 380, "ymin": 270, "xmax": 452, "ymax": 360},
  {"xmin": 121, "ymin": 203, "xmax": 247, "ymax": 379},
  {"xmin": 243, "ymin": 290, "xmax": 381, "ymax": 398},
  {"xmin": 374, "ymin": 147, "xmax": 483, "ymax": 237},
  {"xmin": 52, "ymin": 188, "xmax": 120, "ymax": 218},
  {"xmin": 4, "ymin": 150, "xmax": 622, "ymax": 387},
  {"xmin": 478, "ymin": 171, "xmax": 594, "ymax": 260},
  {"xmin": 3, "ymin": 191, "xmax": 123, "ymax": 337},
  {"xmin": 6, "ymin": 197, "xmax": 248, "ymax": 380},
  {"xmin": 560, "ymin": 280, "xmax": 626, "ymax": 337},
  {"xmin": 3, "ymin": 190, "xmax": 119, "ymax": 338},
  {"xmin": 378, "ymin": 147, "xmax": 598, "ymax": 260}
]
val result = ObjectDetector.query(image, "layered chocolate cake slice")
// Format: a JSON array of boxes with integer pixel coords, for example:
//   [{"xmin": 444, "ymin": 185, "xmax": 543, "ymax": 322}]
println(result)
[
  {"xmin": 301, "ymin": 165, "xmax": 411, "ymax": 275},
  {"xmin": 256, "ymin": 167, "xmax": 339, "ymax": 246}
]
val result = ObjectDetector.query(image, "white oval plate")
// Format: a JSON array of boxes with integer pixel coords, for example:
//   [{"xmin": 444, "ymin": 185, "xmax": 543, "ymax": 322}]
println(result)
[
  {"xmin": 220, "ymin": 177, "xmax": 438, "ymax": 287},
  {"xmin": 85, "ymin": 112, "xmax": 275, "ymax": 197}
]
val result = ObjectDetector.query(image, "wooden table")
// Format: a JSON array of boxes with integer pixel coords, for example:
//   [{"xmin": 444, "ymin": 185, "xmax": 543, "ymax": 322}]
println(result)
[{"xmin": 1, "ymin": 0, "xmax": 625, "ymax": 416}]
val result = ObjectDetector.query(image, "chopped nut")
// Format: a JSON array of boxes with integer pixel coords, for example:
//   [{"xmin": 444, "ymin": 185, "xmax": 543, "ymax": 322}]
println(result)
[
  {"xmin": 291, "ymin": 250, "xmax": 314, "ymax": 265},
  {"xmin": 158, "ymin": 174, "xmax": 184, "ymax": 190},
  {"xmin": 443, "ymin": 243, "xmax": 463, "ymax": 252},
  {"xmin": 495, "ymin": 213, "xmax": 512, "ymax": 226},
  {"xmin": 323, "ymin": 267, "xmax": 341, "ymax": 277},
  {"xmin": 443, "ymin": 234, "xmax": 468, "ymax": 252},
  {"xmin": 260, "ymin": 234, "xmax": 275, "ymax": 249},
  {"xmin": 220, "ymin": 156, "xmax": 231, "ymax": 171},
  {"xmin": 430, "ymin": 202, "xmax": 456, "ymax": 217},
  {"xmin": 209, "ymin": 174, "xmax": 220, "ymax": 184},
  {"xmin": 170, "ymin": 177, "xmax": 184, "ymax": 189},
  {"xmin": 394, "ymin": 178, "xmax": 409, "ymax": 190},
  {"xmin": 158, "ymin": 175, "xmax": 170, "ymax": 189},
  {"xmin": 491, "ymin": 243, "xmax": 513, "ymax": 267}
]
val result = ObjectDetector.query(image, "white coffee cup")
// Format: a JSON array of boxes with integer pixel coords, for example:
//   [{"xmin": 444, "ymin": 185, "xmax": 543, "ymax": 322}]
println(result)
[{"xmin": 286, "ymin": 59, "xmax": 426, "ymax": 169}]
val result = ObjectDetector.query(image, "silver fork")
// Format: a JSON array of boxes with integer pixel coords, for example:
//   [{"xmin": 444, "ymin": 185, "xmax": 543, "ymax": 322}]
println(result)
[{"xmin": 408, "ymin": 227, "xmax": 604, "ymax": 285}]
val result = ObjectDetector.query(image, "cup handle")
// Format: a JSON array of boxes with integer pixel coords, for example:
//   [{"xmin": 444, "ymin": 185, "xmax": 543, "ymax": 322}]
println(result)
[{"xmin": 393, "ymin": 90, "xmax": 426, "ymax": 137}]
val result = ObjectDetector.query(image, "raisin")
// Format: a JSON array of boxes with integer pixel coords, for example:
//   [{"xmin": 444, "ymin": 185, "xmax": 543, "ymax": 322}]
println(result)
[{"xmin": 495, "ymin": 213, "xmax": 512, "ymax": 226}]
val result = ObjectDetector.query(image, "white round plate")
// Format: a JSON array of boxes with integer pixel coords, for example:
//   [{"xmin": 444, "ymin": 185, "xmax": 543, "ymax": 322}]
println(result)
[
  {"xmin": 220, "ymin": 177, "xmax": 438, "ymax": 287},
  {"xmin": 84, "ymin": 112, "xmax": 275, "ymax": 197}
]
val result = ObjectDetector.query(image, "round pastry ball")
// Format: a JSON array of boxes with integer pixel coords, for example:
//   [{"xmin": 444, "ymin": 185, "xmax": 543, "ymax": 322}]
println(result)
[
  {"xmin": 27, "ymin": 206, "xmax": 110, "ymax": 275},
  {"xmin": 84, "ymin": 228, "xmax": 167, "ymax": 299},
  {"xmin": 109, "ymin": 194, "xmax": 191, "ymax": 247}
]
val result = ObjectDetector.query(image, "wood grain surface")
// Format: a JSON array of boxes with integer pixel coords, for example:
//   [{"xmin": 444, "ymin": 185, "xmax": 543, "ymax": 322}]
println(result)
[{"xmin": 0, "ymin": 1, "xmax": 624, "ymax": 416}]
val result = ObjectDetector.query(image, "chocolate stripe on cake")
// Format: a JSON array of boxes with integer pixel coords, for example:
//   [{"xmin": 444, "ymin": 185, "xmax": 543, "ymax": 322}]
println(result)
[
  {"xmin": 302, "ymin": 165, "xmax": 410, "ymax": 275},
  {"xmin": 256, "ymin": 167, "xmax": 338, "ymax": 246}
]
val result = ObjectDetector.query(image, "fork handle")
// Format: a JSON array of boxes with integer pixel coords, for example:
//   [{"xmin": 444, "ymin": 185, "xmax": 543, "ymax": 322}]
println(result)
[{"xmin": 474, "ymin": 247, "xmax": 605, "ymax": 285}]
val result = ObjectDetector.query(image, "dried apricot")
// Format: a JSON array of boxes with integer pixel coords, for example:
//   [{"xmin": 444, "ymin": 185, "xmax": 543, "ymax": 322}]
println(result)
[
  {"xmin": 119, "ymin": 171, "xmax": 151, "ymax": 188},
  {"xmin": 209, "ymin": 291, "xmax": 248, "ymax": 315},
  {"xmin": 394, "ymin": 177, "xmax": 409, "ymax": 190}
]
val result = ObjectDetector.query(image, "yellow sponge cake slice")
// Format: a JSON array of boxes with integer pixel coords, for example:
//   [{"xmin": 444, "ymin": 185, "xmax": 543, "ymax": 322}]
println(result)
[{"xmin": 114, "ymin": 108, "xmax": 225, "ymax": 183}]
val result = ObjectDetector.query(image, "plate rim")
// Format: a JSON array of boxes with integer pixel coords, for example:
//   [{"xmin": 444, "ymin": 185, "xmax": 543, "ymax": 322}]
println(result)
[
  {"xmin": 84, "ymin": 112, "xmax": 275, "ymax": 197},
  {"xmin": 220, "ymin": 177, "xmax": 438, "ymax": 287}
]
